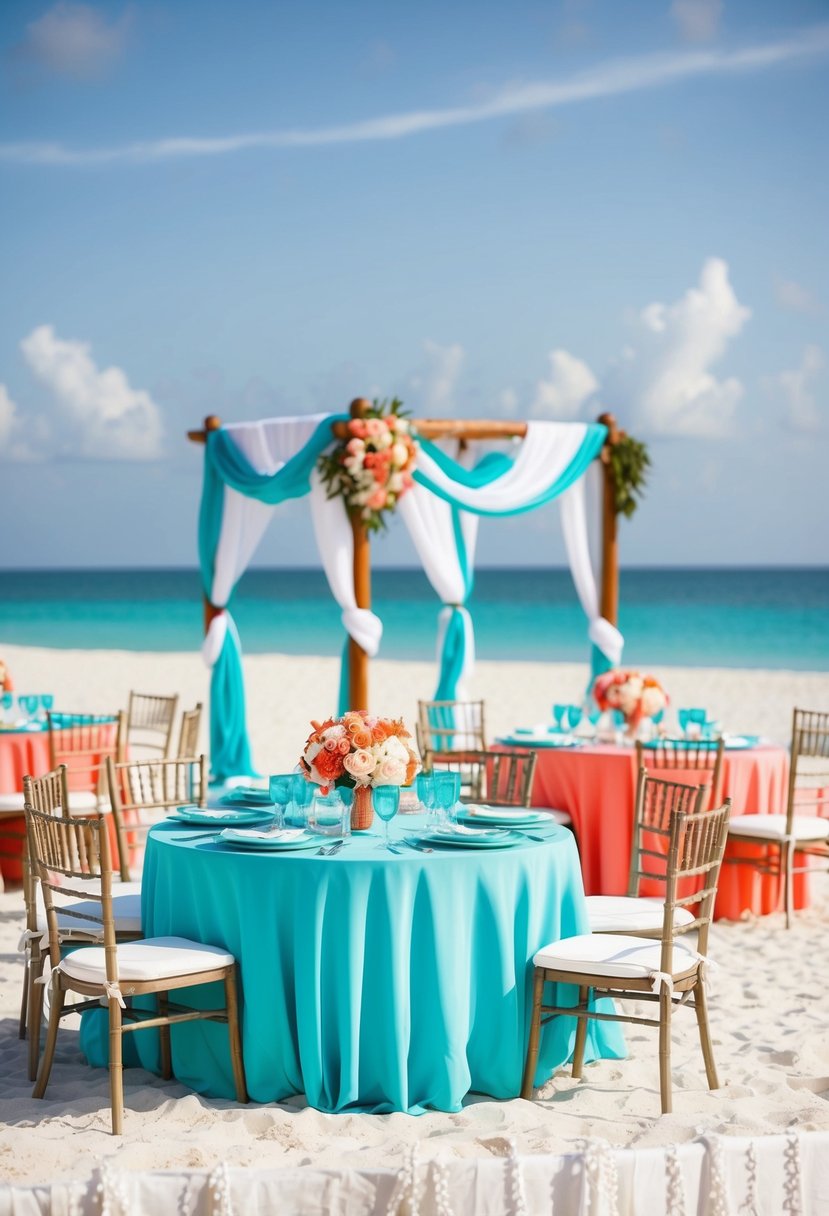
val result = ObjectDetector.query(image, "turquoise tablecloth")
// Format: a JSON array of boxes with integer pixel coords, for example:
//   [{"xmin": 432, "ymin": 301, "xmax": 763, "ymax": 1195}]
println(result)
[{"xmin": 82, "ymin": 815, "xmax": 625, "ymax": 1113}]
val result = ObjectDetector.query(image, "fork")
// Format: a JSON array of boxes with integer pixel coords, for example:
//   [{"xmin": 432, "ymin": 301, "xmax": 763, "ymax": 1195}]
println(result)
[{"xmin": 317, "ymin": 839, "xmax": 345, "ymax": 856}]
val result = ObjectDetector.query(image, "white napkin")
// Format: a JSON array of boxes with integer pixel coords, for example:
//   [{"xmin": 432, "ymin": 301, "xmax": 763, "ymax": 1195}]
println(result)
[{"xmin": 223, "ymin": 828, "xmax": 305, "ymax": 842}]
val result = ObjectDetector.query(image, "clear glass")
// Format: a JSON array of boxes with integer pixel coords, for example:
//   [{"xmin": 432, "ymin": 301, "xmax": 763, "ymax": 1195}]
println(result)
[
  {"xmin": 373, "ymin": 784, "xmax": 400, "ymax": 850},
  {"xmin": 311, "ymin": 789, "xmax": 345, "ymax": 836},
  {"xmin": 338, "ymin": 785, "xmax": 353, "ymax": 838},
  {"xmin": 268, "ymin": 773, "xmax": 294, "ymax": 829}
]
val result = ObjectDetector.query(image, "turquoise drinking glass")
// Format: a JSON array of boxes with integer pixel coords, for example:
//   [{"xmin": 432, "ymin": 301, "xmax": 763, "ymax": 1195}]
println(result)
[
  {"xmin": 434, "ymin": 771, "xmax": 461, "ymax": 825},
  {"xmin": 552, "ymin": 703, "xmax": 567, "ymax": 730},
  {"xmin": 269, "ymin": 773, "xmax": 294, "ymax": 829},
  {"xmin": 416, "ymin": 771, "xmax": 436, "ymax": 817},
  {"xmin": 373, "ymin": 784, "xmax": 400, "ymax": 850},
  {"xmin": 40, "ymin": 694, "xmax": 54, "ymax": 722},
  {"xmin": 677, "ymin": 708, "xmax": 691, "ymax": 735},
  {"xmin": 290, "ymin": 772, "xmax": 315, "ymax": 827},
  {"xmin": 566, "ymin": 705, "xmax": 583, "ymax": 730}
]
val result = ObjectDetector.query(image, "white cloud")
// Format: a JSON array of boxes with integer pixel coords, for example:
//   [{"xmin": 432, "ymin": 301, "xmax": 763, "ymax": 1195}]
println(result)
[
  {"xmin": 671, "ymin": 0, "xmax": 723, "ymax": 43},
  {"xmin": 0, "ymin": 384, "xmax": 37, "ymax": 461},
  {"xmin": 20, "ymin": 325, "xmax": 164, "ymax": 459},
  {"xmin": 774, "ymin": 278, "xmax": 822, "ymax": 316},
  {"xmin": 774, "ymin": 345, "xmax": 825, "ymax": 433},
  {"xmin": 531, "ymin": 349, "xmax": 599, "ymax": 418},
  {"xmin": 2, "ymin": 24, "xmax": 828, "ymax": 164},
  {"xmin": 612, "ymin": 257, "xmax": 750, "ymax": 438},
  {"xmin": 408, "ymin": 340, "xmax": 465, "ymax": 415},
  {"xmin": 15, "ymin": 2, "xmax": 131, "ymax": 81}
]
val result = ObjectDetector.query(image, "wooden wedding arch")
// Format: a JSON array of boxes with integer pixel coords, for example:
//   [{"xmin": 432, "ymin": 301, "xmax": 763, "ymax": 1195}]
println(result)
[{"xmin": 189, "ymin": 400, "xmax": 624, "ymax": 710}]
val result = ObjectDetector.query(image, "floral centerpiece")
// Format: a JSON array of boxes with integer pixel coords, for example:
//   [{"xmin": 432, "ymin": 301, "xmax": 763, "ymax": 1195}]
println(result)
[
  {"xmin": 318, "ymin": 398, "xmax": 418, "ymax": 533},
  {"xmin": 299, "ymin": 710, "xmax": 419, "ymax": 829},
  {"xmin": 592, "ymin": 669, "xmax": 668, "ymax": 737},
  {"xmin": 0, "ymin": 657, "xmax": 12, "ymax": 694}
]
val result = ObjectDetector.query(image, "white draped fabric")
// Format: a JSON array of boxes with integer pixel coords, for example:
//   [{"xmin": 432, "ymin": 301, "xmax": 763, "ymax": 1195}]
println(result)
[
  {"xmin": 398, "ymin": 469, "xmax": 479, "ymax": 695},
  {"xmin": 559, "ymin": 474, "xmax": 624, "ymax": 668},
  {"xmin": 415, "ymin": 420, "xmax": 587, "ymax": 512},
  {"xmin": 309, "ymin": 469, "xmax": 383, "ymax": 658},
  {"xmin": 202, "ymin": 414, "xmax": 331, "ymax": 668}
]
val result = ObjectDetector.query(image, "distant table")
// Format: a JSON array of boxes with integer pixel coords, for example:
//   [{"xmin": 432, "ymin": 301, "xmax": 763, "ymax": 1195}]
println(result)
[
  {"xmin": 527, "ymin": 742, "xmax": 794, "ymax": 919},
  {"xmin": 0, "ymin": 726, "xmax": 52, "ymax": 883},
  {"xmin": 87, "ymin": 816, "xmax": 626, "ymax": 1113}
]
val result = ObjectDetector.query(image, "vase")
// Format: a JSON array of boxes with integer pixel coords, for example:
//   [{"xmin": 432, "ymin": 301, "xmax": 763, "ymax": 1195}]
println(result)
[{"xmin": 351, "ymin": 784, "xmax": 374, "ymax": 831}]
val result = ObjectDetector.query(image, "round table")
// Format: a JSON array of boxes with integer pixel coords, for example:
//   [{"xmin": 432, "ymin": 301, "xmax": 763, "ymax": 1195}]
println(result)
[
  {"xmin": 90, "ymin": 816, "xmax": 625, "ymax": 1114},
  {"xmin": 528, "ymin": 742, "xmax": 794, "ymax": 918},
  {"xmin": 0, "ymin": 725, "xmax": 53, "ymax": 883}
]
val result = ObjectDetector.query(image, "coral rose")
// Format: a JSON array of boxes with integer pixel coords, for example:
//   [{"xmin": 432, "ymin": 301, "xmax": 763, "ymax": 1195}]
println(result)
[
  {"xmin": 315, "ymin": 749, "xmax": 345, "ymax": 782},
  {"xmin": 350, "ymin": 728, "xmax": 373, "ymax": 749}
]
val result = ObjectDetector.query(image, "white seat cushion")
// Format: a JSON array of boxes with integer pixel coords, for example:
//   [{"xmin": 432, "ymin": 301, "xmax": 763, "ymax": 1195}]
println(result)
[
  {"xmin": 65, "ymin": 790, "xmax": 102, "ymax": 812},
  {"xmin": 534, "ymin": 932, "xmax": 701, "ymax": 980},
  {"xmin": 728, "ymin": 814, "xmax": 829, "ymax": 843},
  {"xmin": 61, "ymin": 936, "xmax": 234, "ymax": 985},
  {"xmin": 585, "ymin": 895, "xmax": 694, "ymax": 934},
  {"xmin": 0, "ymin": 794, "xmax": 25, "ymax": 812},
  {"xmin": 36, "ymin": 882, "xmax": 143, "ymax": 939}
]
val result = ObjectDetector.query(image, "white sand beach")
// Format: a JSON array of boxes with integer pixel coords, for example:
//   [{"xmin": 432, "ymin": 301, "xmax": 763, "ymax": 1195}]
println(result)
[{"xmin": 0, "ymin": 644, "xmax": 828, "ymax": 1189}]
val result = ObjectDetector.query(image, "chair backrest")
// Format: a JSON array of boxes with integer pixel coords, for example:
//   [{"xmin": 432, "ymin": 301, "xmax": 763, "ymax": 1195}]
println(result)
[
  {"xmin": 127, "ymin": 692, "xmax": 179, "ymax": 759},
  {"xmin": 21, "ymin": 766, "xmax": 70, "ymax": 935},
  {"xmin": 627, "ymin": 768, "xmax": 708, "ymax": 897},
  {"xmin": 427, "ymin": 748, "xmax": 538, "ymax": 807},
  {"xmin": 786, "ymin": 708, "xmax": 829, "ymax": 831},
  {"xmin": 177, "ymin": 703, "xmax": 203, "ymax": 759},
  {"xmin": 417, "ymin": 700, "xmax": 486, "ymax": 756},
  {"xmin": 47, "ymin": 711, "xmax": 127, "ymax": 800},
  {"xmin": 107, "ymin": 754, "xmax": 206, "ymax": 880},
  {"xmin": 661, "ymin": 799, "xmax": 732, "ymax": 966},
  {"xmin": 25, "ymin": 804, "xmax": 117, "ymax": 975},
  {"xmin": 635, "ymin": 737, "xmax": 725, "ymax": 809}
]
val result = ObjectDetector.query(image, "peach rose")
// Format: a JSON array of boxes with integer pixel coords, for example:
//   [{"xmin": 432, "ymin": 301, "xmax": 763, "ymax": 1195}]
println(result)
[
  {"xmin": 343, "ymin": 749, "xmax": 377, "ymax": 780},
  {"xmin": 374, "ymin": 755, "xmax": 407, "ymax": 786},
  {"xmin": 336, "ymin": 736, "xmax": 351, "ymax": 756},
  {"xmin": 366, "ymin": 488, "xmax": 387, "ymax": 510},
  {"xmin": 351, "ymin": 728, "xmax": 373, "ymax": 749},
  {"xmin": 365, "ymin": 417, "xmax": 386, "ymax": 437},
  {"xmin": 348, "ymin": 419, "xmax": 368, "ymax": 439}
]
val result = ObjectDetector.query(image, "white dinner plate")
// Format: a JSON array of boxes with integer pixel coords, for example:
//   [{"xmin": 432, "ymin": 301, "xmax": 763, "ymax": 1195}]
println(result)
[
  {"xmin": 415, "ymin": 826, "xmax": 525, "ymax": 849},
  {"xmin": 497, "ymin": 733, "xmax": 581, "ymax": 749},
  {"xmin": 457, "ymin": 806, "xmax": 553, "ymax": 828},
  {"xmin": 169, "ymin": 807, "xmax": 276, "ymax": 828},
  {"xmin": 218, "ymin": 828, "xmax": 321, "ymax": 851}
]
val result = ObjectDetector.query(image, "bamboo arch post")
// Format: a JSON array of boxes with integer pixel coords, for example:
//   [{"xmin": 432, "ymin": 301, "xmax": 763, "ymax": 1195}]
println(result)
[
  {"xmin": 345, "ymin": 398, "xmax": 372, "ymax": 711},
  {"xmin": 187, "ymin": 415, "xmax": 225, "ymax": 635}
]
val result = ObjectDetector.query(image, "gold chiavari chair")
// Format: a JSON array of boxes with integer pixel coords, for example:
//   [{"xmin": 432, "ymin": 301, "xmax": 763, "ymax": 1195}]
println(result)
[
  {"xmin": 726, "ymin": 707, "xmax": 829, "ymax": 927},
  {"xmin": 176, "ymin": 703, "xmax": 203, "ymax": 758},
  {"xmin": 521, "ymin": 799, "xmax": 731, "ymax": 1114},
  {"xmin": 27, "ymin": 804, "xmax": 247, "ymax": 1134},
  {"xmin": 107, "ymin": 755, "xmax": 206, "ymax": 882},
  {"xmin": 417, "ymin": 699, "xmax": 487, "ymax": 762},
  {"xmin": 635, "ymin": 736, "xmax": 725, "ymax": 809},
  {"xmin": 126, "ymin": 691, "xmax": 179, "ymax": 759},
  {"xmin": 585, "ymin": 769, "xmax": 707, "ymax": 935},
  {"xmin": 21, "ymin": 767, "xmax": 142, "ymax": 1081},
  {"xmin": 47, "ymin": 710, "xmax": 127, "ymax": 810}
]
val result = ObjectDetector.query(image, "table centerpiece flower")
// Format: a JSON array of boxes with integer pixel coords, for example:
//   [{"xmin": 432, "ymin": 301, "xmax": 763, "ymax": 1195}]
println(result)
[
  {"xmin": 299, "ymin": 710, "xmax": 420, "ymax": 830},
  {"xmin": 592, "ymin": 669, "xmax": 668, "ymax": 739},
  {"xmin": 318, "ymin": 397, "xmax": 418, "ymax": 533}
]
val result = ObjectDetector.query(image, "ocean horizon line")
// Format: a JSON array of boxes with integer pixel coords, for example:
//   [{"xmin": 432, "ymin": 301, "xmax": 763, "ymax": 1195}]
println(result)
[{"xmin": 2, "ymin": 563, "xmax": 828, "ymax": 576}]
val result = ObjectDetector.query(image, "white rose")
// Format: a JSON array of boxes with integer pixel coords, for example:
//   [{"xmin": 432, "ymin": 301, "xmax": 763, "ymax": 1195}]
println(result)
[
  {"xmin": 388, "ymin": 472, "xmax": 404, "ymax": 494},
  {"xmin": 391, "ymin": 442, "xmax": 409, "ymax": 466}
]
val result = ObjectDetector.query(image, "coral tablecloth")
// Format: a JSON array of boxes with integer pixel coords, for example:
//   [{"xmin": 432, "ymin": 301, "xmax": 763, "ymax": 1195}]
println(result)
[
  {"xmin": 82, "ymin": 816, "xmax": 625, "ymax": 1112},
  {"xmin": 529, "ymin": 743, "xmax": 793, "ymax": 919},
  {"xmin": 0, "ymin": 728, "xmax": 53, "ymax": 882}
]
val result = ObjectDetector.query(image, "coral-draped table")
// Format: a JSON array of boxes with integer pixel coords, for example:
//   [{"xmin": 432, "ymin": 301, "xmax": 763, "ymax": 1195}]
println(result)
[
  {"xmin": 0, "ymin": 727, "xmax": 53, "ymax": 883},
  {"xmin": 528, "ymin": 743, "xmax": 794, "ymax": 919},
  {"xmin": 81, "ymin": 816, "xmax": 625, "ymax": 1113}
]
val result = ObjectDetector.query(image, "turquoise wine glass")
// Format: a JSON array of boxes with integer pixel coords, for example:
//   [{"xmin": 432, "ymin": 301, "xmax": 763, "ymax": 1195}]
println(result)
[
  {"xmin": 434, "ymin": 771, "xmax": 461, "ymax": 825},
  {"xmin": 416, "ymin": 771, "xmax": 436, "ymax": 818},
  {"xmin": 566, "ymin": 705, "xmax": 583, "ymax": 731},
  {"xmin": 552, "ymin": 703, "xmax": 567, "ymax": 731},
  {"xmin": 289, "ymin": 772, "xmax": 315, "ymax": 827},
  {"xmin": 269, "ymin": 773, "xmax": 294, "ymax": 829},
  {"xmin": 373, "ymin": 784, "xmax": 400, "ymax": 851}
]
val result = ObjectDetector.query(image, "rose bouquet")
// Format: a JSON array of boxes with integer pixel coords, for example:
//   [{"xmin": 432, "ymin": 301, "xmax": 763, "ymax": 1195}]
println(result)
[
  {"xmin": 592, "ymin": 669, "xmax": 668, "ymax": 734},
  {"xmin": 299, "ymin": 710, "xmax": 419, "ymax": 796},
  {"xmin": 318, "ymin": 398, "xmax": 418, "ymax": 533}
]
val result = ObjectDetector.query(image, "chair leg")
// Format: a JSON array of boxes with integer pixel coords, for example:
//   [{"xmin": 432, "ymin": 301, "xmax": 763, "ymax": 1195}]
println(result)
[
  {"xmin": 571, "ymin": 986, "xmax": 589, "ymax": 1080},
  {"xmin": 783, "ymin": 841, "xmax": 794, "ymax": 930},
  {"xmin": 109, "ymin": 998, "xmax": 124, "ymax": 1136},
  {"xmin": 32, "ymin": 983, "xmax": 65, "ymax": 1100},
  {"xmin": 693, "ymin": 978, "xmax": 719, "ymax": 1090},
  {"xmin": 27, "ymin": 956, "xmax": 46, "ymax": 1083},
  {"xmin": 224, "ymin": 968, "xmax": 248, "ymax": 1104},
  {"xmin": 658, "ymin": 985, "xmax": 673, "ymax": 1114},
  {"xmin": 157, "ymin": 992, "xmax": 172, "ymax": 1080},
  {"xmin": 19, "ymin": 956, "xmax": 29, "ymax": 1040},
  {"xmin": 520, "ymin": 969, "xmax": 545, "ymax": 1100}
]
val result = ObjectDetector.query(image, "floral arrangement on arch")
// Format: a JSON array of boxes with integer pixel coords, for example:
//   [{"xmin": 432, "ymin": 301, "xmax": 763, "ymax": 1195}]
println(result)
[
  {"xmin": 299, "ymin": 710, "xmax": 419, "ymax": 795},
  {"xmin": 592, "ymin": 669, "xmax": 668, "ymax": 732},
  {"xmin": 318, "ymin": 398, "xmax": 418, "ymax": 533}
]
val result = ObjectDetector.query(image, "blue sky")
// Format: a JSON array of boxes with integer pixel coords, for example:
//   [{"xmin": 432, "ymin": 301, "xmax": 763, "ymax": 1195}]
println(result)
[{"xmin": 0, "ymin": 0, "xmax": 827, "ymax": 569}]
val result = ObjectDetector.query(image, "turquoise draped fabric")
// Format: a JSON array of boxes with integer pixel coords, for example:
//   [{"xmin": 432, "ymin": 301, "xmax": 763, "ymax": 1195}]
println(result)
[
  {"xmin": 81, "ymin": 820, "xmax": 625, "ymax": 1112},
  {"xmin": 198, "ymin": 416, "xmax": 348, "ymax": 781}
]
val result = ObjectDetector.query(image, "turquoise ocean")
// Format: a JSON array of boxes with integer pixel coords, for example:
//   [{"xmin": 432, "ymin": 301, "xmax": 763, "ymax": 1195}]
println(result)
[{"xmin": 0, "ymin": 568, "xmax": 827, "ymax": 671}]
